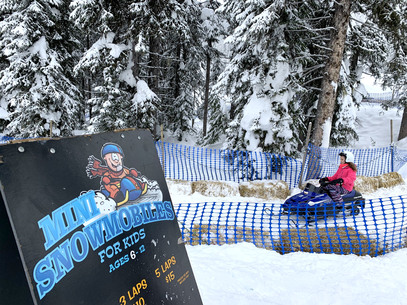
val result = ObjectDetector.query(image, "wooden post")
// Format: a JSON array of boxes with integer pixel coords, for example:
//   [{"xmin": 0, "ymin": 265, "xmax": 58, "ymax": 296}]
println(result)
[
  {"xmin": 49, "ymin": 120, "xmax": 53, "ymax": 138},
  {"xmin": 160, "ymin": 124, "xmax": 165, "ymax": 175},
  {"xmin": 390, "ymin": 119, "xmax": 393, "ymax": 143},
  {"xmin": 298, "ymin": 122, "xmax": 312, "ymax": 187}
]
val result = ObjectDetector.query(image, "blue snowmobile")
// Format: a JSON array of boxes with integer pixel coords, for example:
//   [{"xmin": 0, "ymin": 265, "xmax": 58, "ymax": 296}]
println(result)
[{"xmin": 281, "ymin": 182, "xmax": 365, "ymax": 224}]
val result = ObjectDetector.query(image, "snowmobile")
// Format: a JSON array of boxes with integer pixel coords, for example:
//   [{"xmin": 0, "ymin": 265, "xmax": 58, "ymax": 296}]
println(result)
[{"xmin": 281, "ymin": 182, "xmax": 365, "ymax": 225}]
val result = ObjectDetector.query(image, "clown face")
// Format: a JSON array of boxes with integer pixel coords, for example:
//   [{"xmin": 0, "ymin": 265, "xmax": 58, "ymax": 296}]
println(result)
[{"xmin": 104, "ymin": 152, "xmax": 123, "ymax": 172}]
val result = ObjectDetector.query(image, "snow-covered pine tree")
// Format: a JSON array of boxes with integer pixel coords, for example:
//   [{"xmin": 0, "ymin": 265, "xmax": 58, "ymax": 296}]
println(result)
[
  {"xmin": 279, "ymin": 1, "xmax": 334, "ymax": 151},
  {"xmin": 0, "ymin": 0, "xmax": 82, "ymax": 138},
  {"xmin": 72, "ymin": 0, "xmax": 205, "ymax": 137},
  {"xmin": 199, "ymin": 0, "xmax": 228, "ymax": 144},
  {"xmin": 130, "ymin": 79, "xmax": 160, "ymax": 132},
  {"xmin": 219, "ymin": 0, "xmax": 308, "ymax": 156},
  {"xmin": 164, "ymin": 0, "xmax": 205, "ymax": 141},
  {"xmin": 126, "ymin": 0, "xmax": 167, "ymax": 136},
  {"xmin": 312, "ymin": 0, "xmax": 407, "ymax": 147},
  {"xmin": 329, "ymin": 2, "xmax": 389, "ymax": 147},
  {"xmin": 312, "ymin": 0, "xmax": 352, "ymax": 148},
  {"xmin": 70, "ymin": 1, "xmax": 139, "ymax": 133},
  {"xmin": 330, "ymin": 71, "xmax": 359, "ymax": 147},
  {"xmin": 200, "ymin": 93, "xmax": 229, "ymax": 145},
  {"xmin": 365, "ymin": 0, "xmax": 407, "ymax": 140},
  {"xmin": 329, "ymin": 0, "xmax": 407, "ymax": 144}
]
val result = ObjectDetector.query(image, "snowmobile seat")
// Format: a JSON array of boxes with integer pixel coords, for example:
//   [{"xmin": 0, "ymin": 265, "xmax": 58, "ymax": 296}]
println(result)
[{"xmin": 342, "ymin": 189, "xmax": 356, "ymax": 199}]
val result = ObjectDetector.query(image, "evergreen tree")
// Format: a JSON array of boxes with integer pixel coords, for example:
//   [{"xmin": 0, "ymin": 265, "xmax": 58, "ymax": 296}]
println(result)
[
  {"xmin": 330, "ymin": 0, "xmax": 407, "ymax": 144},
  {"xmin": 200, "ymin": 93, "xmax": 229, "ymax": 145},
  {"xmin": 70, "ymin": 1, "xmax": 139, "ymax": 133},
  {"xmin": 219, "ymin": 0, "xmax": 404, "ymax": 152},
  {"xmin": 366, "ymin": 0, "xmax": 407, "ymax": 140},
  {"xmin": 219, "ymin": 0, "xmax": 324, "ymax": 156},
  {"xmin": 0, "ymin": 0, "xmax": 82, "ymax": 138},
  {"xmin": 72, "ymin": 0, "xmax": 205, "ymax": 138},
  {"xmin": 312, "ymin": 0, "xmax": 352, "ymax": 148},
  {"xmin": 199, "ymin": 0, "xmax": 228, "ymax": 144},
  {"xmin": 164, "ymin": 0, "xmax": 205, "ymax": 141},
  {"xmin": 130, "ymin": 79, "xmax": 160, "ymax": 132},
  {"xmin": 129, "ymin": 0, "xmax": 206, "ymax": 139},
  {"xmin": 281, "ymin": 1, "xmax": 333, "ymax": 150}
]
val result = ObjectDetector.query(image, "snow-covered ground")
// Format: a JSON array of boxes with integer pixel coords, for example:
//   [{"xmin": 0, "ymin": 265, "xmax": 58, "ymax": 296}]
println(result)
[
  {"xmin": 171, "ymin": 182, "xmax": 407, "ymax": 305},
  {"xmin": 353, "ymin": 103, "xmax": 402, "ymax": 149},
  {"xmin": 168, "ymin": 102, "xmax": 407, "ymax": 305},
  {"xmin": 188, "ymin": 243, "xmax": 407, "ymax": 305}
]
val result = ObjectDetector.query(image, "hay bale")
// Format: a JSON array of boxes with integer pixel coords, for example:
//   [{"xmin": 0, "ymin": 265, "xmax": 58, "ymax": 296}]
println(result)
[
  {"xmin": 184, "ymin": 224, "xmax": 273, "ymax": 249},
  {"xmin": 377, "ymin": 172, "xmax": 404, "ymax": 188},
  {"xmin": 239, "ymin": 180, "xmax": 290, "ymax": 200},
  {"xmin": 166, "ymin": 179, "xmax": 193, "ymax": 195},
  {"xmin": 354, "ymin": 176, "xmax": 380, "ymax": 193},
  {"xmin": 191, "ymin": 181, "xmax": 240, "ymax": 197},
  {"xmin": 354, "ymin": 172, "xmax": 405, "ymax": 193},
  {"xmin": 274, "ymin": 227, "xmax": 382, "ymax": 256}
]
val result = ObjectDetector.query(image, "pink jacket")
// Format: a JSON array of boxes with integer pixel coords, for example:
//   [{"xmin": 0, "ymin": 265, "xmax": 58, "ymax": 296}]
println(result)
[{"xmin": 327, "ymin": 163, "xmax": 356, "ymax": 192}]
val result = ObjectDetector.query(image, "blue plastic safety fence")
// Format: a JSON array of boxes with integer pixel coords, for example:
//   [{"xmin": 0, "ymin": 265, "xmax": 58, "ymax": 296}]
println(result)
[
  {"xmin": 155, "ymin": 141, "xmax": 302, "ymax": 189},
  {"xmin": 175, "ymin": 196, "xmax": 407, "ymax": 256},
  {"xmin": 2, "ymin": 137, "xmax": 407, "ymax": 188},
  {"xmin": 0, "ymin": 136, "xmax": 14, "ymax": 144},
  {"xmin": 393, "ymin": 146, "xmax": 407, "ymax": 173},
  {"xmin": 156, "ymin": 141, "xmax": 407, "ymax": 189},
  {"xmin": 304, "ymin": 144, "xmax": 400, "ymax": 180}
]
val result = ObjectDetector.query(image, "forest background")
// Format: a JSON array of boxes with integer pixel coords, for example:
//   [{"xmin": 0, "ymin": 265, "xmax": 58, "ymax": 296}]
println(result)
[{"xmin": 1, "ymin": 0, "xmax": 407, "ymax": 157}]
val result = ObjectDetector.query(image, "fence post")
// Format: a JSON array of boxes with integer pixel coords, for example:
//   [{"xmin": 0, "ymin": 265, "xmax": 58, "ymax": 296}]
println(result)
[
  {"xmin": 390, "ymin": 119, "xmax": 393, "ymax": 143},
  {"xmin": 49, "ymin": 120, "xmax": 53, "ymax": 138},
  {"xmin": 298, "ymin": 122, "xmax": 312, "ymax": 187},
  {"xmin": 391, "ymin": 143, "xmax": 394, "ymax": 173}
]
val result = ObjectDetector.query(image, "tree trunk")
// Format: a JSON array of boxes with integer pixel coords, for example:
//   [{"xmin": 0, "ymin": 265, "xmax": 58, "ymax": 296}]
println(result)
[
  {"xmin": 174, "ymin": 44, "xmax": 181, "ymax": 99},
  {"xmin": 398, "ymin": 106, "xmax": 407, "ymax": 141},
  {"xmin": 149, "ymin": 34, "xmax": 160, "ymax": 138},
  {"xmin": 131, "ymin": 41, "xmax": 140, "ymax": 80},
  {"xmin": 203, "ymin": 42, "xmax": 211, "ymax": 137},
  {"xmin": 312, "ymin": 0, "xmax": 351, "ymax": 147}
]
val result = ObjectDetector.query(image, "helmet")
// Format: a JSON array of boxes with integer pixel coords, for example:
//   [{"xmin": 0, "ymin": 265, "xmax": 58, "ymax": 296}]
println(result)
[
  {"xmin": 101, "ymin": 143, "xmax": 124, "ymax": 158},
  {"xmin": 339, "ymin": 151, "xmax": 354, "ymax": 163}
]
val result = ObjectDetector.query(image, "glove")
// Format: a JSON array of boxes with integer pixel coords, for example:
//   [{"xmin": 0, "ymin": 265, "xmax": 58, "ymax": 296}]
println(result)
[
  {"xmin": 330, "ymin": 178, "xmax": 344, "ymax": 185},
  {"xmin": 319, "ymin": 177, "xmax": 329, "ymax": 186}
]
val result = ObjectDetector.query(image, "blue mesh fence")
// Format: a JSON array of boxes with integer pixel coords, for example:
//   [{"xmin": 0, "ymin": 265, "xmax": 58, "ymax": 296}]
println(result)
[
  {"xmin": 3, "ymin": 136, "xmax": 406, "ymax": 188},
  {"xmin": 0, "ymin": 136, "xmax": 14, "ymax": 143},
  {"xmin": 175, "ymin": 196, "xmax": 407, "ymax": 256},
  {"xmin": 155, "ymin": 141, "xmax": 302, "ymax": 189},
  {"xmin": 155, "ymin": 141, "xmax": 407, "ymax": 190},
  {"xmin": 393, "ymin": 146, "xmax": 407, "ymax": 172},
  {"xmin": 304, "ymin": 144, "xmax": 403, "ymax": 180},
  {"xmin": 2, "ymin": 136, "xmax": 407, "ymax": 255}
]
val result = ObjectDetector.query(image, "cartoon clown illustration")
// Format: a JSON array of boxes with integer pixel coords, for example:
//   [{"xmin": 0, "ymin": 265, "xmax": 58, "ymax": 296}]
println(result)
[{"xmin": 86, "ymin": 143, "xmax": 161, "ymax": 207}]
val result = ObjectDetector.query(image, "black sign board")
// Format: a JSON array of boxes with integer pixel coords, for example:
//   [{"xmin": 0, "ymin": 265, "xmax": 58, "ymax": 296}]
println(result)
[{"xmin": 0, "ymin": 129, "xmax": 203, "ymax": 305}]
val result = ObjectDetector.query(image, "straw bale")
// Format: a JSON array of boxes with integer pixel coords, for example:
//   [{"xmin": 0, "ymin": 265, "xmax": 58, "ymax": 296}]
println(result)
[
  {"xmin": 239, "ymin": 180, "xmax": 290, "ymax": 200},
  {"xmin": 183, "ymin": 224, "xmax": 384, "ymax": 256},
  {"xmin": 354, "ymin": 172, "xmax": 404, "ymax": 193},
  {"xmin": 274, "ymin": 227, "xmax": 382, "ymax": 256},
  {"xmin": 191, "ymin": 181, "xmax": 240, "ymax": 197},
  {"xmin": 377, "ymin": 172, "xmax": 404, "ymax": 188},
  {"xmin": 353, "ymin": 176, "xmax": 380, "ymax": 193},
  {"xmin": 166, "ymin": 179, "xmax": 193, "ymax": 195},
  {"xmin": 185, "ymin": 224, "xmax": 273, "ymax": 249}
]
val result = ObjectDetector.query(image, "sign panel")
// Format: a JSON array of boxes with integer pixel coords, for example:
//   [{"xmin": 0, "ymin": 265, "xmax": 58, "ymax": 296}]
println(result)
[{"xmin": 0, "ymin": 130, "xmax": 203, "ymax": 305}]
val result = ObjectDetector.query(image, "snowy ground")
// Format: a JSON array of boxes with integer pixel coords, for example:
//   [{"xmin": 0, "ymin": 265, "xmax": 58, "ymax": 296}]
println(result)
[
  {"xmin": 353, "ymin": 103, "xmax": 402, "ymax": 149},
  {"xmin": 169, "ymin": 182, "xmax": 407, "ymax": 305},
  {"xmin": 188, "ymin": 243, "xmax": 407, "ymax": 305},
  {"xmin": 167, "ymin": 102, "xmax": 407, "ymax": 305}
]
